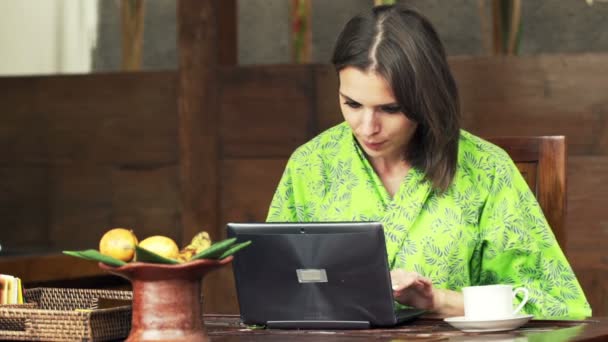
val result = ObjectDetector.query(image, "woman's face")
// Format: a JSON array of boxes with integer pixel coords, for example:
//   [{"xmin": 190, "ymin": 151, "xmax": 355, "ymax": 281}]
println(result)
[{"xmin": 338, "ymin": 67, "xmax": 417, "ymax": 163}]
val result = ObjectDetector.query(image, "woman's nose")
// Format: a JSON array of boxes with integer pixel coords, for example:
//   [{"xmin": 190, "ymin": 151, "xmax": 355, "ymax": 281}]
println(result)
[{"xmin": 360, "ymin": 109, "xmax": 379, "ymax": 136}]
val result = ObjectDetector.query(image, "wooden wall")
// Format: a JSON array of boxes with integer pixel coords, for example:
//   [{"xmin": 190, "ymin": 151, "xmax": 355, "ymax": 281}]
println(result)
[
  {"xmin": 0, "ymin": 72, "xmax": 180, "ymax": 254},
  {"xmin": 1, "ymin": 54, "xmax": 607, "ymax": 316}
]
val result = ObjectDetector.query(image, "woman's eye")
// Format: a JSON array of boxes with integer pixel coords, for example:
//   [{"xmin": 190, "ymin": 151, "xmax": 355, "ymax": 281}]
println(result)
[
  {"xmin": 381, "ymin": 106, "xmax": 402, "ymax": 114},
  {"xmin": 343, "ymin": 101, "xmax": 361, "ymax": 109}
]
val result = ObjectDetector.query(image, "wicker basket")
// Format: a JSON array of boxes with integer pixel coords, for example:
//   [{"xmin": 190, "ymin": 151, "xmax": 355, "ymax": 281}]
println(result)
[{"xmin": 0, "ymin": 287, "xmax": 132, "ymax": 341}]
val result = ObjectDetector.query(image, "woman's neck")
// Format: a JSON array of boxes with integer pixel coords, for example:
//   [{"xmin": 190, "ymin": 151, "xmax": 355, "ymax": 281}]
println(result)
[
  {"xmin": 370, "ymin": 157, "xmax": 411, "ymax": 197},
  {"xmin": 370, "ymin": 156, "xmax": 408, "ymax": 176}
]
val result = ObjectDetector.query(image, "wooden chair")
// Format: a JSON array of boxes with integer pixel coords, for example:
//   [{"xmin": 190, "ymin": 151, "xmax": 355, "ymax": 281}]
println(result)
[{"xmin": 485, "ymin": 136, "xmax": 567, "ymax": 251}]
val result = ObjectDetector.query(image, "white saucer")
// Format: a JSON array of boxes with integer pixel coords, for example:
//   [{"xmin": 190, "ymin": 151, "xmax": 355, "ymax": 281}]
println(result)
[{"xmin": 444, "ymin": 314, "xmax": 534, "ymax": 332}]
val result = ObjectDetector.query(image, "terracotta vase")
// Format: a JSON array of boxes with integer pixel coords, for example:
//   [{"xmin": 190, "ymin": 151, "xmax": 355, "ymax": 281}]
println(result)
[{"xmin": 100, "ymin": 256, "xmax": 233, "ymax": 342}]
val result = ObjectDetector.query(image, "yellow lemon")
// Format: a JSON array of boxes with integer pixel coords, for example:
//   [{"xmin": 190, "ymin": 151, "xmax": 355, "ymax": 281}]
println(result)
[
  {"xmin": 138, "ymin": 236, "xmax": 179, "ymax": 260},
  {"xmin": 99, "ymin": 228, "xmax": 138, "ymax": 262}
]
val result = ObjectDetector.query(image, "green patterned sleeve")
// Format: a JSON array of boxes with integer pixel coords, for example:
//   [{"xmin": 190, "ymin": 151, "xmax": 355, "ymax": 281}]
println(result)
[
  {"xmin": 266, "ymin": 158, "xmax": 298, "ymax": 222},
  {"xmin": 477, "ymin": 153, "xmax": 591, "ymax": 319}
]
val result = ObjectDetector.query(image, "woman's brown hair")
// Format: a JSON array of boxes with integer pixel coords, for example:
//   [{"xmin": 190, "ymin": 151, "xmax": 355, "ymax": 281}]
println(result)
[{"xmin": 331, "ymin": 5, "xmax": 460, "ymax": 192}]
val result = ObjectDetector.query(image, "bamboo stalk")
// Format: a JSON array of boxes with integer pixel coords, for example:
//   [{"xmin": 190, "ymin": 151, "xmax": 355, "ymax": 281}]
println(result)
[
  {"xmin": 374, "ymin": 0, "xmax": 396, "ymax": 6},
  {"xmin": 491, "ymin": 0, "xmax": 503, "ymax": 55},
  {"xmin": 121, "ymin": 0, "xmax": 145, "ymax": 70},
  {"xmin": 507, "ymin": 0, "xmax": 521, "ymax": 55},
  {"xmin": 290, "ymin": 0, "xmax": 312, "ymax": 63},
  {"xmin": 478, "ymin": 0, "xmax": 493, "ymax": 55}
]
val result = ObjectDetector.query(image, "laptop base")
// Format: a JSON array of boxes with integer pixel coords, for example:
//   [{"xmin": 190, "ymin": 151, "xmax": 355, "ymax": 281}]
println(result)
[
  {"xmin": 395, "ymin": 308, "xmax": 427, "ymax": 324},
  {"xmin": 267, "ymin": 320, "xmax": 370, "ymax": 329}
]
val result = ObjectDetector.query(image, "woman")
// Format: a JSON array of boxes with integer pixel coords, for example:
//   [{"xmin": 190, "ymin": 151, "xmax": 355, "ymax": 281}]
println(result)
[{"xmin": 267, "ymin": 4, "xmax": 590, "ymax": 318}]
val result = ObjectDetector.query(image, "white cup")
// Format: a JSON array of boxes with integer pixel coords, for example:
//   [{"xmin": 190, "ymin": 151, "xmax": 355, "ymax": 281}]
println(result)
[{"xmin": 462, "ymin": 284, "xmax": 529, "ymax": 320}]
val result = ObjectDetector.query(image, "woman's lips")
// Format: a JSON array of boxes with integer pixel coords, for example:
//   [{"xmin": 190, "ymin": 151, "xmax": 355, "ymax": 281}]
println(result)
[{"xmin": 364, "ymin": 141, "xmax": 385, "ymax": 151}]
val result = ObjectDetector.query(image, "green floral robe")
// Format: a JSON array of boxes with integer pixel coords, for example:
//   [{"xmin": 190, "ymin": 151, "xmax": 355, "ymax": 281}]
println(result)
[{"xmin": 267, "ymin": 122, "xmax": 591, "ymax": 319}]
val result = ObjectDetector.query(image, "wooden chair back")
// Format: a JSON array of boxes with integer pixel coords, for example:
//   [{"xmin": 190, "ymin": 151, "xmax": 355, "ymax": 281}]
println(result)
[{"xmin": 485, "ymin": 136, "xmax": 567, "ymax": 250}]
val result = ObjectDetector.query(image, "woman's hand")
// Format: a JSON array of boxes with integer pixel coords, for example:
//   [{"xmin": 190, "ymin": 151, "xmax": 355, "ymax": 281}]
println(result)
[
  {"xmin": 390, "ymin": 269, "xmax": 435, "ymax": 309},
  {"xmin": 390, "ymin": 269, "xmax": 464, "ymax": 317}
]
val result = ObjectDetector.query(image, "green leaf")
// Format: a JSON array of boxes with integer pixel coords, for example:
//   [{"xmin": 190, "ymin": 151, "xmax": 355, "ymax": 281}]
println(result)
[
  {"xmin": 63, "ymin": 249, "xmax": 127, "ymax": 267},
  {"xmin": 191, "ymin": 238, "xmax": 237, "ymax": 260},
  {"xmin": 246, "ymin": 324, "xmax": 266, "ymax": 330},
  {"xmin": 63, "ymin": 250, "xmax": 95, "ymax": 260},
  {"xmin": 218, "ymin": 241, "xmax": 252, "ymax": 259},
  {"xmin": 135, "ymin": 245, "xmax": 180, "ymax": 264}
]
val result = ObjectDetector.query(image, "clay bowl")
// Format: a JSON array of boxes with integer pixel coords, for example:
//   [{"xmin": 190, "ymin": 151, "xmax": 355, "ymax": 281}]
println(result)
[{"xmin": 99, "ymin": 256, "xmax": 233, "ymax": 342}]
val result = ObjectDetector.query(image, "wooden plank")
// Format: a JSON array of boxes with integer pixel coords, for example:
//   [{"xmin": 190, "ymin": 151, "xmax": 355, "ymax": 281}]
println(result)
[
  {"xmin": 0, "ymin": 254, "xmax": 105, "ymax": 285},
  {"xmin": 450, "ymin": 55, "xmax": 608, "ymax": 106},
  {"xmin": 566, "ymin": 156, "xmax": 608, "ymax": 250},
  {"xmin": 574, "ymin": 269, "xmax": 608, "ymax": 316},
  {"xmin": 538, "ymin": 137, "xmax": 567, "ymax": 250},
  {"xmin": 513, "ymin": 162, "xmax": 537, "ymax": 195},
  {"xmin": 203, "ymin": 266, "xmax": 238, "ymax": 314},
  {"xmin": 536, "ymin": 54, "xmax": 608, "ymax": 106},
  {"xmin": 219, "ymin": 159, "xmax": 287, "ymax": 226},
  {"xmin": 42, "ymin": 73, "xmax": 178, "ymax": 165},
  {"xmin": 110, "ymin": 166, "xmax": 180, "ymax": 242},
  {"xmin": 46, "ymin": 112, "xmax": 177, "ymax": 165},
  {"xmin": 464, "ymin": 103, "xmax": 600, "ymax": 156},
  {"xmin": 450, "ymin": 55, "xmax": 608, "ymax": 156},
  {"xmin": 314, "ymin": 65, "xmax": 342, "ymax": 131},
  {"xmin": 0, "ymin": 72, "xmax": 178, "ymax": 165},
  {"xmin": 0, "ymin": 167, "xmax": 48, "ymax": 250},
  {"xmin": 0, "ymin": 76, "xmax": 40, "ymax": 117},
  {"xmin": 570, "ymin": 250, "xmax": 608, "ymax": 273},
  {"xmin": 217, "ymin": 0, "xmax": 237, "ymax": 65},
  {"xmin": 0, "ymin": 110, "xmax": 49, "ymax": 165},
  {"xmin": 177, "ymin": 0, "xmax": 219, "ymax": 243},
  {"xmin": 48, "ymin": 165, "xmax": 113, "ymax": 250},
  {"xmin": 218, "ymin": 66, "xmax": 315, "ymax": 158},
  {"xmin": 35, "ymin": 72, "xmax": 176, "ymax": 117}
]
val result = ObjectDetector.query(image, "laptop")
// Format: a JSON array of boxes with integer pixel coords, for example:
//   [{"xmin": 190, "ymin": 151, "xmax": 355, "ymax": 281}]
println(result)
[{"xmin": 227, "ymin": 222, "xmax": 426, "ymax": 329}]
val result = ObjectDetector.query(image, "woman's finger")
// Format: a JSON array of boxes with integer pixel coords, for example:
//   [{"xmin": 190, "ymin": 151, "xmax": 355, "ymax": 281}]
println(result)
[
  {"xmin": 391, "ymin": 271, "xmax": 420, "ymax": 291},
  {"xmin": 417, "ymin": 276, "xmax": 432, "ymax": 285}
]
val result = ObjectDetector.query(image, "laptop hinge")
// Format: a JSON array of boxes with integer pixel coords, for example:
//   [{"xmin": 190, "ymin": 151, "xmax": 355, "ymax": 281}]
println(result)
[{"xmin": 267, "ymin": 320, "xmax": 370, "ymax": 329}]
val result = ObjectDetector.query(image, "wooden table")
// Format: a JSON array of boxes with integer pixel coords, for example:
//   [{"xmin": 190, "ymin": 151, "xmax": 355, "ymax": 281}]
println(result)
[{"xmin": 202, "ymin": 314, "xmax": 608, "ymax": 341}]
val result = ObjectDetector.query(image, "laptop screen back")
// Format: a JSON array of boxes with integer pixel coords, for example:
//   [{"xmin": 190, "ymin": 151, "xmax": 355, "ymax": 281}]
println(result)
[{"xmin": 227, "ymin": 222, "xmax": 398, "ymax": 327}]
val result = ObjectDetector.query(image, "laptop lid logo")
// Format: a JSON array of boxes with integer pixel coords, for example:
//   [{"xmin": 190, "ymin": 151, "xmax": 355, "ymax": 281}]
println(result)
[{"xmin": 296, "ymin": 269, "xmax": 328, "ymax": 283}]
